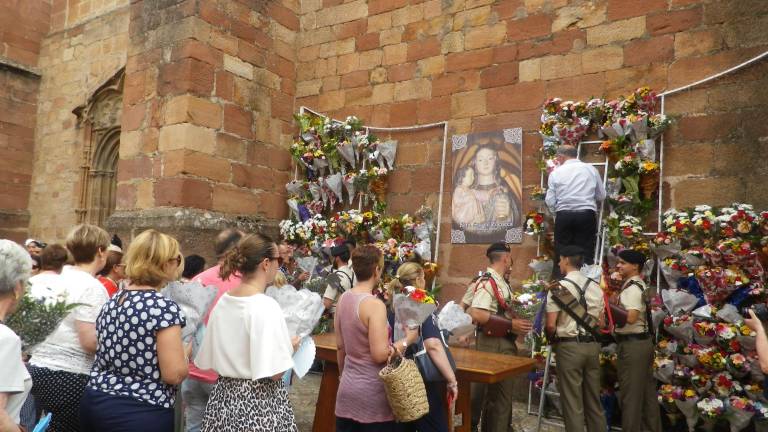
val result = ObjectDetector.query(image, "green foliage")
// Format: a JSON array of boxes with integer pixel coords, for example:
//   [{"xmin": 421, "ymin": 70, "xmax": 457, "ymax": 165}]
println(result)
[{"xmin": 6, "ymin": 294, "xmax": 80, "ymax": 352}]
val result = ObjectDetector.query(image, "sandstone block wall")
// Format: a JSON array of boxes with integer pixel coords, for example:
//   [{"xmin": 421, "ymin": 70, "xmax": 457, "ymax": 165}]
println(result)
[
  {"xmin": 294, "ymin": 0, "xmax": 768, "ymax": 299},
  {"xmin": 0, "ymin": 0, "xmax": 50, "ymax": 241},
  {"xmin": 26, "ymin": 0, "xmax": 130, "ymax": 241}
]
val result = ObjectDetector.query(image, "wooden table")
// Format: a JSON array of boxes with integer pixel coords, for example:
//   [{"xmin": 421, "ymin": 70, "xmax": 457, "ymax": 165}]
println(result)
[{"xmin": 311, "ymin": 333, "xmax": 536, "ymax": 432}]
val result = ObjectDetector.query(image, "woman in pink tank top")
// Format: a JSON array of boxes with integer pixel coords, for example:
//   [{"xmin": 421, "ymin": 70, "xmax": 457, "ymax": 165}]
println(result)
[{"xmin": 334, "ymin": 246, "xmax": 417, "ymax": 432}]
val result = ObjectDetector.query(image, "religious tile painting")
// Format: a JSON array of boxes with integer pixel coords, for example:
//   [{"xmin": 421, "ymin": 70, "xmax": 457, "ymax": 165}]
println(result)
[{"xmin": 450, "ymin": 128, "xmax": 523, "ymax": 244}]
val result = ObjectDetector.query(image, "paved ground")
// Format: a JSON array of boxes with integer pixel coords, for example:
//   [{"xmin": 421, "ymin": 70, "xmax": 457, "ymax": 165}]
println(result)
[{"xmin": 288, "ymin": 373, "xmax": 564, "ymax": 432}]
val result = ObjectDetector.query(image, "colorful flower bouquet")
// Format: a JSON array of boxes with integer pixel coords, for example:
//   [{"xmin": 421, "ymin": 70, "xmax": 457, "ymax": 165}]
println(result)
[
  {"xmin": 664, "ymin": 314, "xmax": 694, "ymax": 343},
  {"xmin": 524, "ymin": 211, "xmax": 546, "ymax": 236},
  {"xmin": 654, "ymin": 357, "xmax": 675, "ymax": 384},
  {"xmin": 697, "ymin": 396, "xmax": 726, "ymax": 430},
  {"xmin": 713, "ymin": 371, "xmax": 742, "ymax": 398},
  {"xmin": 754, "ymin": 402, "xmax": 768, "ymax": 432},
  {"xmin": 661, "ymin": 256, "xmax": 691, "ymax": 289},
  {"xmin": 652, "ymin": 232, "xmax": 682, "ymax": 260},
  {"xmin": 728, "ymin": 396, "xmax": 756, "ymax": 432},
  {"xmin": 715, "ymin": 322, "xmax": 738, "ymax": 350},
  {"xmin": 739, "ymin": 323, "xmax": 757, "ymax": 352},
  {"xmin": 727, "ymin": 353, "xmax": 751, "ymax": 378},
  {"xmin": 691, "ymin": 368, "xmax": 713, "ymax": 395},
  {"xmin": 673, "ymin": 387, "xmax": 700, "ymax": 432},
  {"xmin": 392, "ymin": 287, "xmax": 437, "ymax": 340},
  {"xmin": 694, "ymin": 321, "xmax": 717, "ymax": 345}
]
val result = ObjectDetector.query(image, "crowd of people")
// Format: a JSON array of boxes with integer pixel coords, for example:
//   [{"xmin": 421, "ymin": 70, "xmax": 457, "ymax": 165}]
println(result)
[{"xmin": 2, "ymin": 201, "xmax": 768, "ymax": 432}]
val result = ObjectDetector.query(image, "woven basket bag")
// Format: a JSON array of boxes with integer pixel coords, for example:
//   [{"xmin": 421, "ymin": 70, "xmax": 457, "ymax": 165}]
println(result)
[{"xmin": 378, "ymin": 356, "xmax": 430, "ymax": 422}]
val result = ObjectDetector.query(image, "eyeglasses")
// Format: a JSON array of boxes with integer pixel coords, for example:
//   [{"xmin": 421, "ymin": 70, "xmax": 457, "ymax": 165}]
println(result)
[
  {"xmin": 170, "ymin": 255, "xmax": 182, "ymax": 266},
  {"xmin": 268, "ymin": 256, "xmax": 284, "ymax": 265}
]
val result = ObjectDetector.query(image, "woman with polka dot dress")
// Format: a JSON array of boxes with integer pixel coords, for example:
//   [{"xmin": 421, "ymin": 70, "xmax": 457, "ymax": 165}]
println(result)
[{"xmin": 80, "ymin": 229, "xmax": 189, "ymax": 432}]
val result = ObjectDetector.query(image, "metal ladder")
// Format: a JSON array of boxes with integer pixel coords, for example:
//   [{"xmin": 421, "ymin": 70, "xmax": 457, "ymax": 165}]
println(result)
[{"xmin": 526, "ymin": 139, "xmax": 612, "ymax": 431}]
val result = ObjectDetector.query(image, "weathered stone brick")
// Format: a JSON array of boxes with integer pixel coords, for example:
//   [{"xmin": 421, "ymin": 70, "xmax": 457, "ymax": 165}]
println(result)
[
  {"xmin": 441, "ymin": 32, "xmax": 464, "ymax": 54},
  {"xmin": 379, "ymin": 27, "xmax": 403, "ymax": 46},
  {"xmin": 359, "ymin": 49, "xmax": 383, "ymax": 69},
  {"xmin": 367, "ymin": 13, "xmax": 392, "ymax": 32},
  {"xmin": 158, "ymin": 58, "xmax": 214, "ymax": 97},
  {"xmin": 647, "ymin": 7, "xmax": 702, "ymax": 36},
  {"xmin": 416, "ymin": 56, "xmax": 445, "ymax": 77},
  {"xmin": 540, "ymin": 53, "xmax": 582, "ymax": 80},
  {"xmin": 480, "ymin": 62, "xmax": 519, "ymax": 89},
  {"xmin": 672, "ymin": 177, "xmax": 744, "ymax": 209},
  {"xmin": 464, "ymin": 23, "xmax": 507, "ymax": 51},
  {"xmin": 486, "ymin": 81, "xmax": 545, "ymax": 113},
  {"xmin": 552, "ymin": 3, "xmax": 607, "ymax": 32},
  {"xmin": 223, "ymin": 54, "xmax": 254, "ymax": 80},
  {"xmin": 586, "ymin": 16, "xmax": 646, "ymax": 46},
  {"xmin": 368, "ymin": 0, "xmax": 408, "ymax": 16},
  {"xmin": 222, "ymin": 104, "xmax": 253, "ymax": 139},
  {"xmin": 155, "ymin": 177, "xmax": 213, "ymax": 209},
  {"xmin": 519, "ymin": 58, "xmax": 541, "ymax": 82},
  {"xmin": 162, "ymin": 150, "xmax": 231, "ymax": 183},
  {"xmin": 406, "ymin": 36, "xmax": 440, "ymax": 62},
  {"xmin": 624, "ymin": 35, "xmax": 674, "ymax": 66},
  {"xmin": 674, "ymin": 29, "xmax": 722, "ymax": 58},
  {"xmin": 341, "ymin": 70, "xmax": 369, "ymax": 88},
  {"xmin": 231, "ymin": 163, "xmax": 274, "ymax": 190},
  {"xmin": 451, "ymin": 90, "xmax": 487, "ymax": 118},
  {"xmin": 212, "ymin": 185, "xmax": 260, "ymax": 214},
  {"xmin": 317, "ymin": 89, "xmax": 345, "ymax": 111},
  {"xmin": 389, "ymin": 100, "xmax": 418, "ymax": 126},
  {"xmin": 545, "ymin": 74, "xmax": 606, "ymax": 101},
  {"xmin": 164, "ymin": 95, "xmax": 222, "ymax": 129},
  {"xmin": 334, "ymin": 19, "xmax": 367, "ymax": 40},
  {"xmin": 121, "ymin": 103, "xmax": 146, "ymax": 132},
  {"xmin": 337, "ymin": 53, "xmax": 360, "ymax": 75},
  {"xmin": 388, "ymin": 63, "xmax": 416, "ymax": 82},
  {"xmin": 158, "ymin": 123, "xmax": 216, "ymax": 154},
  {"xmin": 446, "ymin": 48, "xmax": 494, "ymax": 72},
  {"xmin": 172, "ymin": 39, "xmax": 223, "ymax": 67},
  {"xmin": 383, "ymin": 43, "xmax": 408, "ymax": 65},
  {"xmin": 606, "ymin": 0, "xmax": 667, "ymax": 21},
  {"xmin": 391, "ymin": 4, "xmax": 424, "ymax": 27},
  {"xmin": 370, "ymin": 67, "xmax": 387, "ymax": 84},
  {"xmin": 371, "ymin": 83, "xmax": 395, "ymax": 104},
  {"xmin": 215, "ymin": 133, "xmax": 247, "ymax": 162},
  {"xmin": 356, "ymin": 32, "xmax": 380, "ymax": 51},
  {"xmin": 316, "ymin": 1, "xmax": 368, "ymax": 27},
  {"xmin": 417, "ymin": 96, "xmax": 451, "ymax": 124},
  {"xmin": 453, "ymin": 6, "xmax": 491, "ymax": 30},
  {"xmin": 432, "ymin": 71, "xmax": 481, "ymax": 96},
  {"xmin": 267, "ymin": 2, "xmax": 300, "ymax": 32},
  {"xmin": 507, "ymin": 14, "xmax": 552, "ymax": 41},
  {"xmin": 344, "ymin": 86, "xmax": 372, "ymax": 106},
  {"xmin": 394, "ymin": 79, "xmax": 431, "ymax": 101},
  {"xmin": 581, "ymin": 46, "xmax": 624, "ymax": 74}
]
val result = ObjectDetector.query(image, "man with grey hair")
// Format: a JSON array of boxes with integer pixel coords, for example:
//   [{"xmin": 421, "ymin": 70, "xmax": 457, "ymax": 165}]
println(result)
[{"xmin": 545, "ymin": 145, "xmax": 606, "ymax": 278}]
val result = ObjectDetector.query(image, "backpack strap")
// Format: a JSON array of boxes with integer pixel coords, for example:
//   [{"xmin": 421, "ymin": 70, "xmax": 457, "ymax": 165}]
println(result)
[
  {"xmin": 552, "ymin": 278, "xmax": 601, "ymax": 339},
  {"xmin": 625, "ymin": 279, "xmax": 653, "ymax": 335}
]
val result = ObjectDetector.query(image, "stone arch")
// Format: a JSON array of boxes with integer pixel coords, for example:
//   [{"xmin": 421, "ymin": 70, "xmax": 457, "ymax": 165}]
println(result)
[{"xmin": 73, "ymin": 68, "xmax": 124, "ymax": 226}]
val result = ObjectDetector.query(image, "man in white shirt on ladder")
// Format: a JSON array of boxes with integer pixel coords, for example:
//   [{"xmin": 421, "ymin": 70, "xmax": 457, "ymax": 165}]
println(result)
[{"xmin": 545, "ymin": 145, "xmax": 606, "ymax": 278}]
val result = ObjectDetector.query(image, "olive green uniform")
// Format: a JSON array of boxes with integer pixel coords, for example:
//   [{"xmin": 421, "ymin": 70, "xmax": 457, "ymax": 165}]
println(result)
[
  {"xmin": 615, "ymin": 276, "xmax": 661, "ymax": 432},
  {"xmin": 470, "ymin": 267, "xmax": 517, "ymax": 432},
  {"xmin": 545, "ymin": 271, "xmax": 605, "ymax": 432}
]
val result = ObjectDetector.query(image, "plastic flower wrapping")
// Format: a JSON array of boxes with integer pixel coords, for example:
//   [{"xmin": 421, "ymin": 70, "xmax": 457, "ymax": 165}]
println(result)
[
  {"xmin": 162, "ymin": 280, "xmax": 218, "ymax": 350},
  {"xmin": 7, "ymin": 280, "xmax": 81, "ymax": 352},
  {"xmin": 265, "ymin": 284, "xmax": 325, "ymax": 338},
  {"xmin": 436, "ymin": 300, "xmax": 474, "ymax": 339},
  {"xmin": 392, "ymin": 289, "xmax": 437, "ymax": 341}
]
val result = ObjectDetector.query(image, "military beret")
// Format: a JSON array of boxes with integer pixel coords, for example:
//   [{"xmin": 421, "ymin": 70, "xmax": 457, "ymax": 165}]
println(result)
[{"xmin": 618, "ymin": 249, "xmax": 646, "ymax": 266}]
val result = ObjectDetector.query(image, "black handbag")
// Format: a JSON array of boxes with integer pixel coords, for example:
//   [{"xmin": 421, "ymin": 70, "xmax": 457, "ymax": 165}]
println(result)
[{"xmin": 412, "ymin": 328, "xmax": 457, "ymax": 382}]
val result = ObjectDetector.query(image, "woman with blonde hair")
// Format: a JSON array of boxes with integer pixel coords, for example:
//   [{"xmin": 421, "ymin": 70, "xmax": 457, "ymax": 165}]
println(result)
[
  {"xmin": 387, "ymin": 262, "xmax": 457, "ymax": 432},
  {"xmin": 80, "ymin": 229, "xmax": 188, "ymax": 432},
  {"xmin": 28, "ymin": 224, "xmax": 111, "ymax": 432},
  {"xmin": 195, "ymin": 232, "xmax": 299, "ymax": 431}
]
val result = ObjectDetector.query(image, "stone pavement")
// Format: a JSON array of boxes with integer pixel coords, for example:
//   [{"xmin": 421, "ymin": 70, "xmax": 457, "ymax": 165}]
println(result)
[{"xmin": 288, "ymin": 373, "xmax": 563, "ymax": 432}]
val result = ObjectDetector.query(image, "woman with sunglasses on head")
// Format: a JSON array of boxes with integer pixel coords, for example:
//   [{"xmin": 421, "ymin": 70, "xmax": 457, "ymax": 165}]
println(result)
[
  {"xmin": 80, "ymin": 229, "xmax": 189, "ymax": 432},
  {"xmin": 195, "ymin": 233, "xmax": 299, "ymax": 432}
]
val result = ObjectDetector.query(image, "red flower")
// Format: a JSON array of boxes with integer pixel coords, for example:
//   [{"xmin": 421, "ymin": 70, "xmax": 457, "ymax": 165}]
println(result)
[
  {"xmin": 622, "ymin": 227, "xmax": 634, "ymax": 237},
  {"xmin": 534, "ymin": 214, "xmax": 544, "ymax": 224},
  {"xmin": 702, "ymin": 220, "xmax": 712, "ymax": 230},
  {"xmin": 410, "ymin": 289, "xmax": 426, "ymax": 302}
]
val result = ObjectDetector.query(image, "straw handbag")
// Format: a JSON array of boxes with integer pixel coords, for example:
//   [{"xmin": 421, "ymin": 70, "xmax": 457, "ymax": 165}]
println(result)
[{"xmin": 378, "ymin": 355, "xmax": 430, "ymax": 422}]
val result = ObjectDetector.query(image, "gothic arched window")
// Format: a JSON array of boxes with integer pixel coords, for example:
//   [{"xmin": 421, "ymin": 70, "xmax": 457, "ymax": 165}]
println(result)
[{"xmin": 73, "ymin": 68, "xmax": 124, "ymax": 227}]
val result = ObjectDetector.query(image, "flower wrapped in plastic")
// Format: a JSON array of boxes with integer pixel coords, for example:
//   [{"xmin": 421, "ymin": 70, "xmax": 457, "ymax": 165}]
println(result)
[
  {"xmin": 727, "ymin": 396, "xmax": 755, "ymax": 432},
  {"xmin": 295, "ymin": 255, "xmax": 319, "ymax": 278},
  {"xmin": 308, "ymin": 181, "xmax": 322, "ymax": 202},
  {"xmin": 510, "ymin": 288, "xmax": 544, "ymax": 323},
  {"xmin": 696, "ymin": 396, "xmax": 726, "ymax": 431},
  {"xmin": 675, "ymin": 388, "xmax": 699, "ymax": 432},
  {"xmin": 738, "ymin": 323, "xmax": 757, "ymax": 352},
  {"xmin": 715, "ymin": 322, "xmax": 738, "ymax": 350},
  {"xmin": 7, "ymin": 283, "xmax": 82, "ymax": 352},
  {"xmin": 744, "ymin": 382, "xmax": 767, "ymax": 403},
  {"xmin": 437, "ymin": 301, "xmax": 475, "ymax": 340},
  {"xmin": 162, "ymin": 280, "xmax": 218, "ymax": 349},
  {"xmin": 691, "ymin": 368, "xmax": 712, "ymax": 395},
  {"xmin": 651, "ymin": 305, "xmax": 669, "ymax": 334},
  {"xmin": 696, "ymin": 267, "xmax": 733, "ymax": 306},
  {"xmin": 674, "ymin": 387, "xmax": 699, "ymax": 432},
  {"xmin": 712, "ymin": 371, "xmax": 742, "ymax": 398},
  {"xmin": 337, "ymin": 140, "xmax": 357, "ymax": 167},
  {"xmin": 693, "ymin": 320, "xmax": 716, "ymax": 345},
  {"xmin": 726, "ymin": 353, "xmax": 751, "ymax": 378},
  {"xmin": 392, "ymin": 288, "xmax": 437, "ymax": 340},
  {"xmin": 754, "ymin": 402, "xmax": 768, "ymax": 432},
  {"xmin": 658, "ymin": 384, "xmax": 680, "ymax": 414},
  {"xmin": 664, "ymin": 314, "xmax": 694, "ymax": 343},
  {"xmin": 656, "ymin": 338, "xmax": 676, "ymax": 356},
  {"xmin": 752, "ymin": 355, "xmax": 766, "ymax": 382},
  {"xmin": 671, "ymin": 365, "xmax": 692, "ymax": 386},
  {"xmin": 660, "ymin": 256, "xmax": 690, "ymax": 289},
  {"xmin": 325, "ymin": 173, "xmax": 344, "ymax": 202},
  {"xmin": 654, "ymin": 357, "xmax": 675, "ymax": 383},
  {"xmin": 265, "ymin": 284, "xmax": 325, "ymax": 338},
  {"xmin": 696, "ymin": 346, "xmax": 726, "ymax": 372},
  {"xmin": 524, "ymin": 211, "xmax": 546, "ymax": 235},
  {"xmin": 652, "ymin": 232, "xmax": 682, "ymax": 260},
  {"xmin": 662, "ymin": 290, "xmax": 699, "ymax": 315},
  {"xmin": 676, "ymin": 342, "xmax": 700, "ymax": 368},
  {"xmin": 376, "ymin": 140, "xmax": 397, "ymax": 170}
]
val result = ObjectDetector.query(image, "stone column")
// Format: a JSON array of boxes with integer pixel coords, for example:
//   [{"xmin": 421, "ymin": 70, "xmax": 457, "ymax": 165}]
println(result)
[{"xmin": 109, "ymin": 0, "xmax": 298, "ymax": 260}]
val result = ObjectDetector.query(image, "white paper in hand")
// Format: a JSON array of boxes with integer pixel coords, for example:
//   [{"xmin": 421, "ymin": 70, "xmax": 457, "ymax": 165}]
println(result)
[{"xmin": 292, "ymin": 336, "xmax": 316, "ymax": 379}]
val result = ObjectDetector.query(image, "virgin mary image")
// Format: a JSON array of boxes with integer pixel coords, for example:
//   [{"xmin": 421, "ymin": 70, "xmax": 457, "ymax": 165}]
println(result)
[{"xmin": 451, "ymin": 130, "xmax": 523, "ymax": 243}]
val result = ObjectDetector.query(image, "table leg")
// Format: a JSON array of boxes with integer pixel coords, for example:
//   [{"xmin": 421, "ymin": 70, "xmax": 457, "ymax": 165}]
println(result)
[
  {"xmin": 452, "ymin": 379, "xmax": 471, "ymax": 432},
  {"xmin": 312, "ymin": 362, "xmax": 339, "ymax": 432}
]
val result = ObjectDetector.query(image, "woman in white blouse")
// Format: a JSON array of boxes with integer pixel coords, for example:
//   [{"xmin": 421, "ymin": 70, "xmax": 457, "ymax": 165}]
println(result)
[
  {"xmin": 0, "ymin": 240, "xmax": 33, "ymax": 432},
  {"xmin": 195, "ymin": 233, "xmax": 299, "ymax": 432},
  {"xmin": 28, "ymin": 224, "xmax": 110, "ymax": 432}
]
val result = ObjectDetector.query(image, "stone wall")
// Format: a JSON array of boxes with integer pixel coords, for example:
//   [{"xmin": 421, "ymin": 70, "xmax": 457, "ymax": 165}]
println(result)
[
  {"xmin": 110, "ymin": 0, "xmax": 298, "ymax": 256},
  {"xmin": 293, "ymin": 0, "xmax": 768, "ymax": 300},
  {"xmin": 0, "ymin": 0, "xmax": 50, "ymax": 241},
  {"xmin": 25, "ymin": 0, "xmax": 130, "ymax": 241}
]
